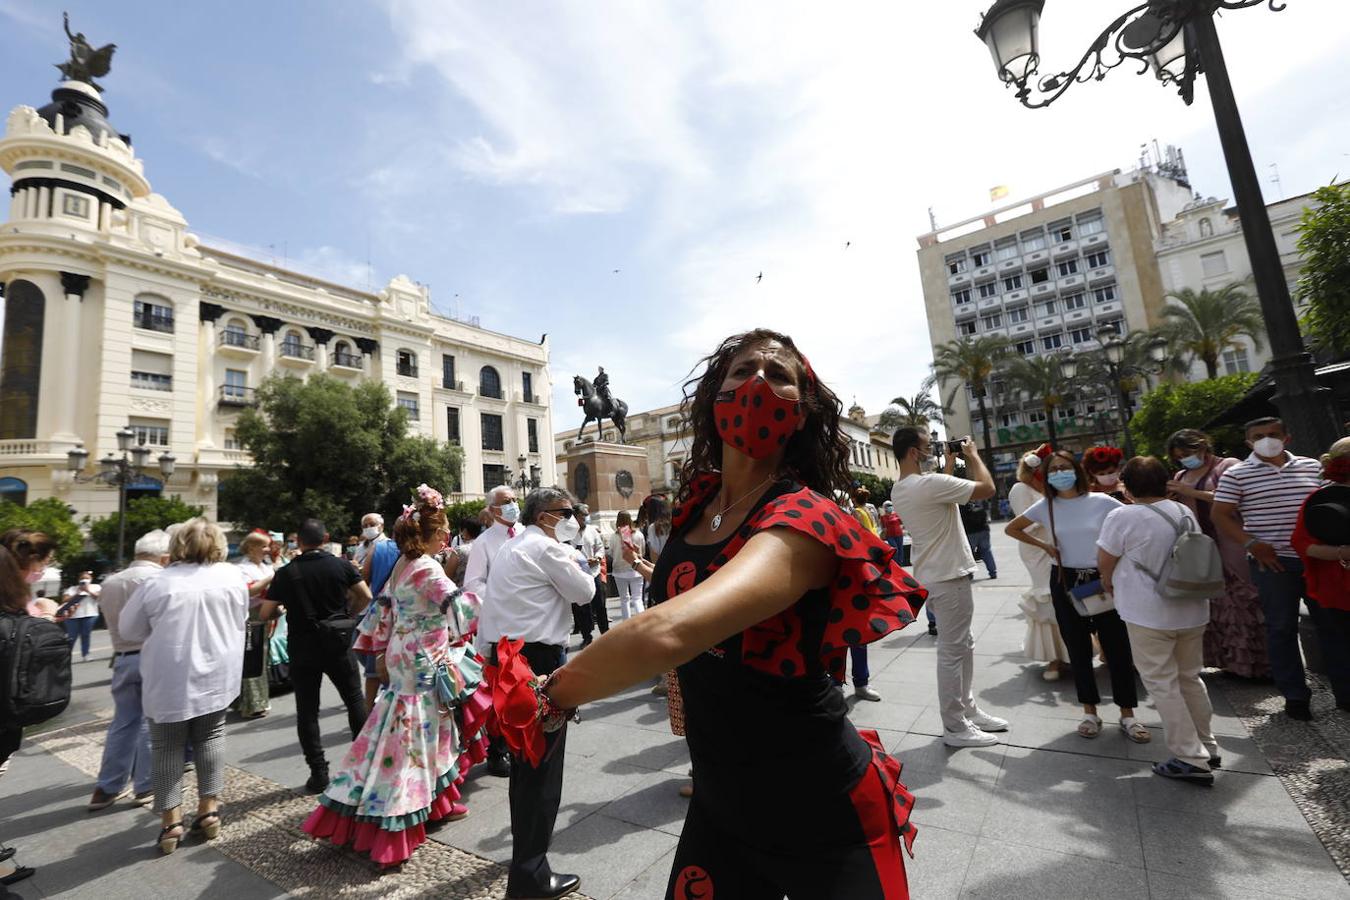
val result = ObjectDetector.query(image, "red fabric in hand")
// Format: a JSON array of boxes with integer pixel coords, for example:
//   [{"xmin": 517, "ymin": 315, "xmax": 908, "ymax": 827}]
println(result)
[{"xmin": 483, "ymin": 638, "xmax": 547, "ymax": 767}]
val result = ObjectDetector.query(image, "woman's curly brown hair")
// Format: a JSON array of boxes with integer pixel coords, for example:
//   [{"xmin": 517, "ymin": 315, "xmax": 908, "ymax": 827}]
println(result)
[{"xmin": 676, "ymin": 328, "xmax": 852, "ymax": 503}]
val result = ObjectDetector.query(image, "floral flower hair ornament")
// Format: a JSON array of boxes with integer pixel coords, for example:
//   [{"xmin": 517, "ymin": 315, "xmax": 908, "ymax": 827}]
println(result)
[
  {"xmin": 1020, "ymin": 443, "xmax": 1054, "ymax": 482},
  {"xmin": 1083, "ymin": 445, "xmax": 1125, "ymax": 474},
  {"xmin": 400, "ymin": 483, "xmax": 446, "ymax": 523}
]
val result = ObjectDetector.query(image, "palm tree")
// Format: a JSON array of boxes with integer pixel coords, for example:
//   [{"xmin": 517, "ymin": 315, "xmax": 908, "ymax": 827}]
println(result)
[
  {"xmin": 878, "ymin": 374, "xmax": 948, "ymax": 432},
  {"xmin": 1161, "ymin": 284, "xmax": 1266, "ymax": 379},
  {"xmin": 932, "ymin": 335, "xmax": 1010, "ymax": 463},
  {"xmin": 1001, "ymin": 354, "xmax": 1067, "ymax": 448}
]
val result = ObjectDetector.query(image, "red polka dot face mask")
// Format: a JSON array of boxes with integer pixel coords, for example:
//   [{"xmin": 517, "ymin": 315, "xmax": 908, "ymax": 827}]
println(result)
[{"xmin": 714, "ymin": 375, "xmax": 804, "ymax": 459}]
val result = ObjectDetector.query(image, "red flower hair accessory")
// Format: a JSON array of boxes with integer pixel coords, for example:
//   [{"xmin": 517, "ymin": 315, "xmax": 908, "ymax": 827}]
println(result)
[
  {"xmin": 1083, "ymin": 446, "xmax": 1124, "ymax": 473},
  {"xmin": 1020, "ymin": 443, "xmax": 1053, "ymax": 482}
]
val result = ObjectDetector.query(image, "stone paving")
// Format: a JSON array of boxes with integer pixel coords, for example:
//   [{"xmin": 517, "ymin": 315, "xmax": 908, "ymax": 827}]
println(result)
[{"xmin": 2, "ymin": 529, "xmax": 1349, "ymax": 899}]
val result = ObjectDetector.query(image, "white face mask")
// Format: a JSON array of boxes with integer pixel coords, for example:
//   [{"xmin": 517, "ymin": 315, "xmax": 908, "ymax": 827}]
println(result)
[
  {"xmin": 552, "ymin": 514, "xmax": 580, "ymax": 543},
  {"xmin": 919, "ymin": 457, "xmax": 938, "ymax": 475},
  {"xmin": 1095, "ymin": 473, "xmax": 1120, "ymax": 487},
  {"xmin": 1252, "ymin": 436, "xmax": 1285, "ymax": 458},
  {"xmin": 362, "ymin": 526, "xmax": 381, "ymax": 540},
  {"xmin": 498, "ymin": 502, "xmax": 520, "ymax": 524}
]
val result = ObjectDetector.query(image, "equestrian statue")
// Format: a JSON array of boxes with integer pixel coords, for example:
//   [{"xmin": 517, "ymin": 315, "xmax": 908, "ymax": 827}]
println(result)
[{"xmin": 574, "ymin": 366, "xmax": 628, "ymax": 443}]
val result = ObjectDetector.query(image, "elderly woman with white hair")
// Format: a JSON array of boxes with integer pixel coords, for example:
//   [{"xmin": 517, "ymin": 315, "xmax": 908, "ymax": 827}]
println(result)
[
  {"xmin": 119, "ymin": 518, "xmax": 249, "ymax": 854},
  {"xmin": 233, "ymin": 531, "xmax": 277, "ymax": 720}
]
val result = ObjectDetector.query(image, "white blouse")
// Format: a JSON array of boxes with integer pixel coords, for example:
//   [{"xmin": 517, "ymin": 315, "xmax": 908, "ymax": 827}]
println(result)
[{"xmin": 119, "ymin": 562, "xmax": 249, "ymax": 724}]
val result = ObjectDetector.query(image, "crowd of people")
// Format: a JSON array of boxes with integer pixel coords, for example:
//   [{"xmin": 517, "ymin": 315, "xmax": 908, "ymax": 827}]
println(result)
[{"xmin": 1, "ymin": 327, "xmax": 1349, "ymax": 896}]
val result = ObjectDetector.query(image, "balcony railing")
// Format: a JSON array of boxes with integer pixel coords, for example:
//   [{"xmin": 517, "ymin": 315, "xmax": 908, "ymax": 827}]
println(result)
[
  {"xmin": 218, "ymin": 330, "xmax": 260, "ymax": 351},
  {"xmin": 521, "ymin": 392, "xmax": 539, "ymax": 404},
  {"xmin": 280, "ymin": 342, "xmax": 316, "ymax": 361},
  {"xmin": 441, "ymin": 379, "xmax": 465, "ymax": 391},
  {"xmin": 479, "ymin": 387, "xmax": 504, "ymax": 400},
  {"xmin": 218, "ymin": 385, "xmax": 255, "ymax": 406},
  {"xmin": 332, "ymin": 351, "xmax": 363, "ymax": 369},
  {"xmin": 133, "ymin": 311, "xmax": 174, "ymax": 333},
  {"xmin": 396, "ymin": 364, "xmax": 419, "ymax": 378}
]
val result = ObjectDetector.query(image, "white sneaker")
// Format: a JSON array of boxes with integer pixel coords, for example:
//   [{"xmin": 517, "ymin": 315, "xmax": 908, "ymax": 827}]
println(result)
[
  {"xmin": 943, "ymin": 723, "xmax": 1000, "ymax": 748},
  {"xmin": 968, "ymin": 709, "xmax": 1010, "ymax": 732}
]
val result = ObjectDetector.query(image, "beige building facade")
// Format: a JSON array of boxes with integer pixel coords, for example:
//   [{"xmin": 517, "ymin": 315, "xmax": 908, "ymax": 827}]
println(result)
[
  {"xmin": 915, "ymin": 161, "xmax": 1195, "ymax": 459},
  {"xmin": 0, "ymin": 79, "xmax": 555, "ymax": 522},
  {"xmin": 1155, "ymin": 191, "xmax": 1317, "ymax": 380}
]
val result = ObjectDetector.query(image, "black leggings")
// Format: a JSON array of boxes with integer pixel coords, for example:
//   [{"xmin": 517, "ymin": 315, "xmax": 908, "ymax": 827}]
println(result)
[{"xmin": 1050, "ymin": 565, "xmax": 1138, "ymax": 709}]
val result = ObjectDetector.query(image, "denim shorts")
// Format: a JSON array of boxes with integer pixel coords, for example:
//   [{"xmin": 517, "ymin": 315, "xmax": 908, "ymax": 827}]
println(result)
[{"xmin": 360, "ymin": 651, "xmax": 379, "ymax": 680}]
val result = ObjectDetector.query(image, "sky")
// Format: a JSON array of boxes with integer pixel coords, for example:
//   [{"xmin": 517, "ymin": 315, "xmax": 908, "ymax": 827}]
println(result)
[{"xmin": 2, "ymin": 0, "xmax": 1347, "ymax": 432}]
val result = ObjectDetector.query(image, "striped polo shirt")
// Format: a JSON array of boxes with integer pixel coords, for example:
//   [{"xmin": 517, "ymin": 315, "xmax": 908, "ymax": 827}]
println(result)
[{"xmin": 1213, "ymin": 452, "xmax": 1324, "ymax": 555}]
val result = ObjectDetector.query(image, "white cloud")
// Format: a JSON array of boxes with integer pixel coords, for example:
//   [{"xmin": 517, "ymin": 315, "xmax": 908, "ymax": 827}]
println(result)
[{"xmin": 376, "ymin": 0, "xmax": 1347, "ymax": 423}]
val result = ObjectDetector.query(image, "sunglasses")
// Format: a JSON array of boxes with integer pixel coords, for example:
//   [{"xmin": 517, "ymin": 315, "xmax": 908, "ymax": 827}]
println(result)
[{"xmin": 544, "ymin": 507, "xmax": 576, "ymax": 519}]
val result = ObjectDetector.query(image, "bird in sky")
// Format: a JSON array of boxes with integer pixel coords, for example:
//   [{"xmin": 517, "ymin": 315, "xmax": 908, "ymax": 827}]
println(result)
[
  {"xmin": 844, "ymin": 241, "xmax": 851, "ymax": 249},
  {"xmin": 755, "ymin": 272, "xmax": 763, "ymax": 283},
  {"xmin": 612, "ymin": 269, "xmax": 620, "ymax": 274}
]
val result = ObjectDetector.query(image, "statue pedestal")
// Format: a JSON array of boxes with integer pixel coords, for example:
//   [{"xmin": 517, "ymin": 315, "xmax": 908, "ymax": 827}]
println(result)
[{"xmin": 564, "ymin": 441, "xmax": 650, "ymax": 524}]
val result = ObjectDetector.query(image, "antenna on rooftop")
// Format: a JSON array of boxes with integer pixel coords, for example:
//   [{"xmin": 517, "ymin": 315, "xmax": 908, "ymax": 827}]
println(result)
[
  {"xmin": 1269, "ymin": 163, "xmax": 1284, "ymax": 199},
  {"xmin": 928, "ymin": 207, "xmax": 938, "ymax": 231}
]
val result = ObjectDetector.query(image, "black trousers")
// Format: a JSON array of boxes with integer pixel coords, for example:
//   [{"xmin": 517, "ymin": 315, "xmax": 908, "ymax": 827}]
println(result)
[
  {"xmin": 493, "ymin": 641, "xmax": 569, "ymax": 891},
  {"xmin": 288, "ymin": 630, "xmax": 367, "ymax": 771},
  {"xmin": 575, "ymin": 576, "xmax": 609, "ymax": 642},
  {"xmin": 1050, "ymin": 566, "xmax": 1138, "ymax": 709},
  {"xmin": 0, "ymin": 726, "xmax": 20, "ymax": 767}
]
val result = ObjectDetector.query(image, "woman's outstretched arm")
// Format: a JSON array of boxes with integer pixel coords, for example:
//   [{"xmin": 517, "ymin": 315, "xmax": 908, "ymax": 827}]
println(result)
[{"xmin": 545, "ymin": 528, "xmax": 833, "ymax": 709}]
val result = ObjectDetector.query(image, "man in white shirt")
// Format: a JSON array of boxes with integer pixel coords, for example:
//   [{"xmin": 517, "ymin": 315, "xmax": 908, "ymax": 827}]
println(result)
[
  {"xmin": 59, "ymin": 571, "xmax": 102, "ymax": 662},
  {"xmin": 568, "ymin": 503, "xmax": 608, "ymax": 648},
  {"xmin": 891, "ymin": 427, "xmax": 1010, "ymax": 748},
  {"xmin": 465, "ymin": 484, "xmax": 520, "ymax": 777},
  {"xmin": 481, "ymin": 486, "xmax": 594, "ymax": 900},
  {"xmin": 87, "ymin": 531, "xmax": 170, "ymax": 811},
  {"xmin": 351, "ymin": 512, "xmax": 389, "ymax": 569}
]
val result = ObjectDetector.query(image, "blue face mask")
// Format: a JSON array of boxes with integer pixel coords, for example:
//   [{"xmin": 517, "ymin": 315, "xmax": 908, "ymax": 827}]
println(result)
[
  {"xmin": 1047, "ymin": 471, "xmax": 1078, "ymax": 492},
  {"xmin": 1178, "ymin": 454, "xmax": 1205, "ymax": 470}
]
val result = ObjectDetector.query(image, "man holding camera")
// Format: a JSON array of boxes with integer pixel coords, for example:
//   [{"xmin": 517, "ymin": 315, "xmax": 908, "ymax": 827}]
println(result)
[{"xmin": 891, "ymin": 428, "xmax": 1010, "ymax": 748}]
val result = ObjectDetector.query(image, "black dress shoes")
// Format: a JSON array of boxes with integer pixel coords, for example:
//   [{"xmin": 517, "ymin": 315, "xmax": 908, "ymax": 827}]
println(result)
[
  {"xmin": 506, "ymin": 872, "xmax": 581, "ymax": 899},
  {"xmin": 487, "ymin": 754, "xmax": 512, "ymax": 778}
]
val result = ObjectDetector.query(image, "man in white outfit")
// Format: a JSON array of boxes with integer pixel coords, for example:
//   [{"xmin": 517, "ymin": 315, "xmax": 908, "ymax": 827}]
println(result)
[
  {"xmin": 463, "ymin": 484, "xmax": 520, "ymax": 777},
  {"xmin": 891, "ymin": 427, "xmax": 1011, "ymax": 748}
]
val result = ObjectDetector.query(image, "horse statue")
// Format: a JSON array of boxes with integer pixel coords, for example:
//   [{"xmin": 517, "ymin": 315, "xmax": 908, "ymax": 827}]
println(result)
[{"xmin": 574, "ymin": 373, "xmax": 628, "ymax": 444}]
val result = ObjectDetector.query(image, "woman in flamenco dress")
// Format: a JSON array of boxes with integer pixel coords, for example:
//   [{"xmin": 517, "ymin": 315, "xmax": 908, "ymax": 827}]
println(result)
[
  {"xmin": 302, "ymin": 484, "xmax": 489, "ymax": 868},
  {"xmin": 498, "ymin": 329, "xmax": 926, "ymax": 898}
]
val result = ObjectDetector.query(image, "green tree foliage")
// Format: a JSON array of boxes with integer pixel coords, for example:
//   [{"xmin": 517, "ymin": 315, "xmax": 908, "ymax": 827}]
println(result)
[
  {"xmin": 87, "ymin": 495, "xmax": 204, "ymax": 563},
  {"xmin": 0, "ymin": 497, "xmax": 83, "ymax": 563},
  {"xmin": 218, "ymin": 374, "xmax": 464, "ymax": 538},
  {"xmin": 1127, "ymin": 372, "xmax": 1260, "ymax": 459},
  {"xmin": 1161, "ymin": 285, "xmax": 1266, "ymax": 380},
  {"xmin": 850, "ymin": 472, "xmax": 894, "ymax": 506},
  {"xmin": 878, "ymin": 374, "xmax": 948, "ymax": 433},
  {"xmin": 932, "ymin": 335, "xmax": 1009, "ymax": 459},
  {"xmin": 1295, "ymin": 181, "xmax": 1350, "ymax": 358},
  {"xmin": 444, "ymin": 499, "xmax": 487, "ymax": 531}
]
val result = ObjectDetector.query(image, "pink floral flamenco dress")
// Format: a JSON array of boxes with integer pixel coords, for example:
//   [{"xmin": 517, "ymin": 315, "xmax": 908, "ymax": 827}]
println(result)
[{"xmin": 302, "ymin": 556, "xmax": 487, "ymax": 866}]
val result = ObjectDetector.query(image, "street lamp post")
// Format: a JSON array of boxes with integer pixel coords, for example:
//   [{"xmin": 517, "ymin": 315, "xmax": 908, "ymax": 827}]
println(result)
[
  {"xmin": 976, "ymin": 0, "xmax": 1342, "ymax": 457},
  {"xmin": 67, "ymin": 428, "xmax": 176, "ymax": 567},
  {"xmin": 513, "ymin": 453, "xmax": 540, "ymax": 494},
  {"xmin": 1057, "ymin": 329, "xmax": 1170, "ymax": 457}
]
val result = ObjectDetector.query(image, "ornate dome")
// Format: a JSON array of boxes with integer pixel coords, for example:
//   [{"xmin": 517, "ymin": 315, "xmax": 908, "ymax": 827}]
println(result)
[{"xmin": 36, "ymin": 81, "xmax": 130, "ymax": 146}]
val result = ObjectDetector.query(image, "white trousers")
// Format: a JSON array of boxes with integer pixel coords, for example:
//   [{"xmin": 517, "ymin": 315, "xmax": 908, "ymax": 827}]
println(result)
[
  {"xmin": 615, "ymin": 572, "xmax": 645, "ymax": 620},
  {"xmin": 928, "ymin": 577, "xmax": 978, "ymax": 733}
]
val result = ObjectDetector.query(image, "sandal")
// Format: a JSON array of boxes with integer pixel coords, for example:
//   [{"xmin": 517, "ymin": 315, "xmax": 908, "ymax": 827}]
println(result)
[
  {"xmin": 1120, "ymin": 717, "xmax": 1151, "ymax": 743},
  {"xmin": 190, "ymin": 811, "xmax": 222, "ymax": 841},
  {"xmin": 158, "ymin": 821, "xmax": 186, "ymax": 855},
  {"xmin": 1076, "ymin": 714, "xmax": 1103, "ymax": 738}
]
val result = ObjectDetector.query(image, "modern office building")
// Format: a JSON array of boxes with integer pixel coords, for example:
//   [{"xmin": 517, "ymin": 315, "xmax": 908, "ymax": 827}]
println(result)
[
  {"xmin": 0, "ymin": 70, "xmax": 555, "ymax": 521},
  {"xmin": 915, "ymin": 154, "xmax": 1195, "ymax": 466}
]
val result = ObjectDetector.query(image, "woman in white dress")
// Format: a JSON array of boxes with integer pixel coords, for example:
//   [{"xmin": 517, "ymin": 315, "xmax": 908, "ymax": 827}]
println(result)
[{"xmin": 1009, "ymin": 447, "xmax": 1069, "ymax": 680}]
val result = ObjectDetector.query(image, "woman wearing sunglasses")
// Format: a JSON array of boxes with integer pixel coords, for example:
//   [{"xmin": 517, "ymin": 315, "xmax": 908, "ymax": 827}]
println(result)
[{"xmin": 519, "ymin": 329, "xmax": 926, "ymax": 899}]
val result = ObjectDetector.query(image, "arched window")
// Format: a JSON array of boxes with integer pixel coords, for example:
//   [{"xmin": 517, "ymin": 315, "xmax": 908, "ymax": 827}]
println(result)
[
  {"xmin": 280, "ymin": 329, "xmax": 304, "ymax": 357},
  {"xmin": 0, "ymin": 280, "xmax": 45, "ymax": 440},
  {"xmin": 1198, "ymin": 218, "xmax": 1213, "ymax": 237},
  {"xmin": 0, "ymin": 476, "xmax": 28, "ymax": 507},
  {"xmin": 219, "ymin": 317, "xmax": 254, "ymax": 351},
  {"xmin": 396, "ymin": 349, "xmax": 418, "ymax": 377},
  {"xmin": 479, "ymin": 365, "xmax": 502, "ymax": 399},
  {"xmin": 332, "ymin": 340, "xmax": 358, "ymax": 368}
]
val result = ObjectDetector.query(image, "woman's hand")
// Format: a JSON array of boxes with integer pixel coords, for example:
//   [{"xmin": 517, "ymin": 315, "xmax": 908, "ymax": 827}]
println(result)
[{"xmin": 1041, "ymin": 542, "xmax": 1060, "ymax": 562}]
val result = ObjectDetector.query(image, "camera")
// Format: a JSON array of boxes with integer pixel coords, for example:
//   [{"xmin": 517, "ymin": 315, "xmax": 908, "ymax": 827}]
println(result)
[{"xmin": 944, "ymin": 439, "xmax": 967, "ymax": 455}]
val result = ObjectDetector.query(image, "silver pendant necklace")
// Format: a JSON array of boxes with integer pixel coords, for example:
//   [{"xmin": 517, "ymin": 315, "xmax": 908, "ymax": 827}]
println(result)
[{"xmin": 710, "ymin": 472, "xmax": 779, "ymax": 533}]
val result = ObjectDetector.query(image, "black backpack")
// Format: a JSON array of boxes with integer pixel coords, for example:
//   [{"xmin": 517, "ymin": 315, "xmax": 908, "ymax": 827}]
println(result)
[{"xmin": 0, "ymin": 611, "xmax": 73, "ymax": 727}]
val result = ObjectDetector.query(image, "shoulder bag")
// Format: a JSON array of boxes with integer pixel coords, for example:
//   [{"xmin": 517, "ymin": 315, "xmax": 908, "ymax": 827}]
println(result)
[
  {"xmin": 1046, "ymin": 495, "xmax": 1115, "ymax": 618},
  {"xmin": 284, "ymin": 558, "xmax": 361, "ymax": 647}
]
